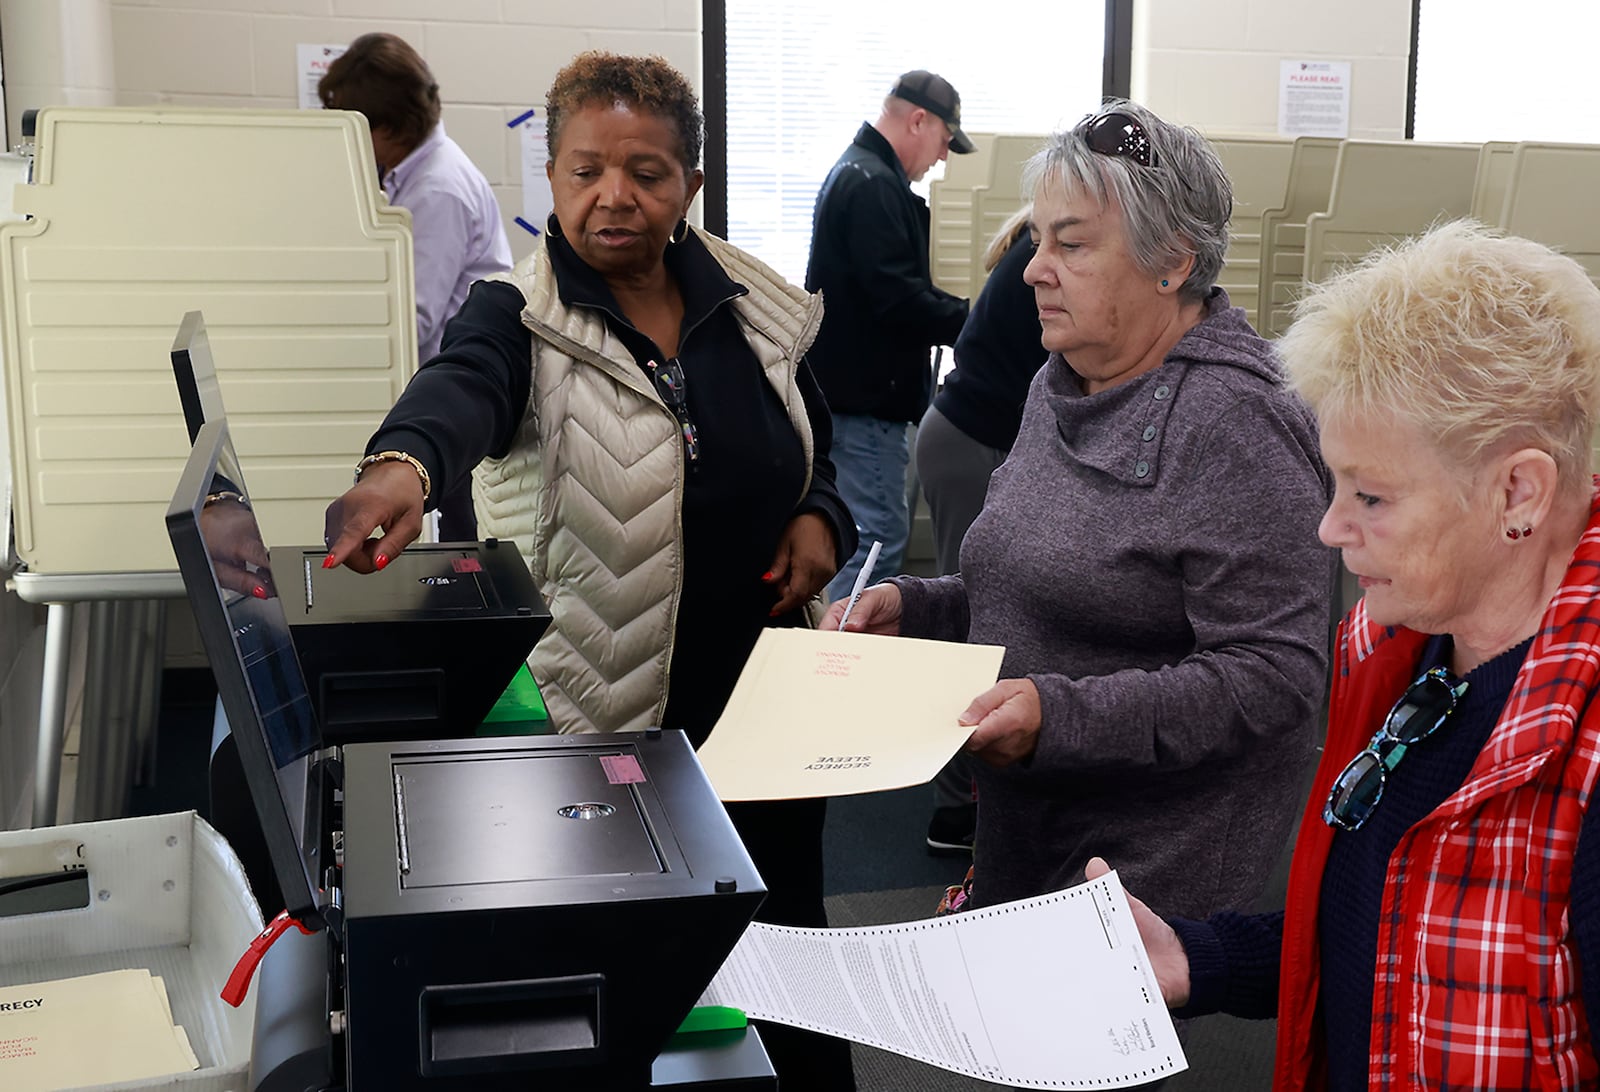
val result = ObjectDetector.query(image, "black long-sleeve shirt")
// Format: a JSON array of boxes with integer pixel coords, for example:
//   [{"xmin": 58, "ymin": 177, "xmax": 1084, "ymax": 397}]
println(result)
[
  {"xmin": 805, "ymin": 123, "xmax": 968, "ymax": 422},
  {"xmin": 933, "ymin": 231, "xmax": 1047, "ymax": 452},
  {"xmin": 367, "ymin": 229, "xmax": 856, "ymax": 742}
]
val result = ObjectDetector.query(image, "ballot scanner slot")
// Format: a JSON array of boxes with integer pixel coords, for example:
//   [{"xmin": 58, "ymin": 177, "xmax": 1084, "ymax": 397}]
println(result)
[
  {"xmin": 391, "ymin": 751, "xmax": 668, "ymax": 889},
  {"xmin": 419, "ymin": 974, "xmax": 605, "ymax": 1077}
]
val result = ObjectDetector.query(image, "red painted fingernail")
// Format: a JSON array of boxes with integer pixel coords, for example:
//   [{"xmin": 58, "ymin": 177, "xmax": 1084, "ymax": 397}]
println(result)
[
  {"xmin": 252, "ymin": 585, "xmax": 268, "ymax": 599},
  {"xmin": 762, "ymin": 570, "xmax": 774, "ymax": 581},
  {"xmin": 375, "ymin": 554, "xmax": 389, "ymax": 570},
  {"xmin": 322, "ymin": 553, "xmax": 337, "ymax": 569}
]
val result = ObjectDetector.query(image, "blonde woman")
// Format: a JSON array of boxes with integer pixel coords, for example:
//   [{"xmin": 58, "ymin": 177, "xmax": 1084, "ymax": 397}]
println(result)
[{"xmin": 1107, "ymin": 221, "xmax": 1600, "ymax": 1088}]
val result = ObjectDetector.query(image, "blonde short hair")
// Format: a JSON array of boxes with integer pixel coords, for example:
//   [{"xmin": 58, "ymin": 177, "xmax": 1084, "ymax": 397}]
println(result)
[
  {"xmin": 1279, "ymin": 220, "xmax": 1600, "ymax": 492},
  {"xmin": 983, "ymin": 203, "xmax": 1031, "ymax": 272}
]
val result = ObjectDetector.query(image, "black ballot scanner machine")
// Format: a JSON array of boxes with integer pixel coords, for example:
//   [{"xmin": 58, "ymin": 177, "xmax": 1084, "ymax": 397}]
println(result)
[
  {"xmin": 169, "ymin": 307, "xmax": 542, "ymax": 743},
  {"xmin": 271, "ymin": 538, "xmax": 547, "ymax": 742},
  {"xmin": 166, "ymin": 418, "xmax": 775, "ymax": 1090}
]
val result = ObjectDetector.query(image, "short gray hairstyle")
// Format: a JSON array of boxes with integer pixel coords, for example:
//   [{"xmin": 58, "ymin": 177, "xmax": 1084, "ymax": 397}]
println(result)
[{"xmin": 1022, "ymin": 100, "xmax": 1231, "ymax": 302}]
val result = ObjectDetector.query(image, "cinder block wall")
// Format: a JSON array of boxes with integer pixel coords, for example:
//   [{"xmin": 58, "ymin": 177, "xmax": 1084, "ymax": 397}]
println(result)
[{"xmin": 1133, "ymin": 0, "xmax": 1411, "ymax": 138}]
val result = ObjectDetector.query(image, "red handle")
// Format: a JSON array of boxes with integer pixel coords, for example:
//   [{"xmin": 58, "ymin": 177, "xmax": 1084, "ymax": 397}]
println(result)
[{"xmin": 221, "ymin": 909, "xmax": 316, "ymax": 1008}]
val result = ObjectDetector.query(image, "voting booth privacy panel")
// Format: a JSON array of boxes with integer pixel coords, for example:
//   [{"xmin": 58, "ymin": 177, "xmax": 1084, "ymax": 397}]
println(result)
[{"xmin": 0, "ymin": 106, "xmax": 417, "ymax": 576}]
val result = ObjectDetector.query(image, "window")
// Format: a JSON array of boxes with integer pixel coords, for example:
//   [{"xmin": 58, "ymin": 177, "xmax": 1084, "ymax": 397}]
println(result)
[
  {"xmin": 720, "ymin": 0, "xmax": 1110, "ymax": 285},
  {"xmin": 1412, "ymin": 0, "xmax": 1600, "ymax": 143}
]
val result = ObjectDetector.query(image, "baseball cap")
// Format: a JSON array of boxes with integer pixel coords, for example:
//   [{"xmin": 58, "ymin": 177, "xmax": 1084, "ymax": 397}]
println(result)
[{"xmin": 890, "ymin": 70, "xmax": 974, "ymax": 155}]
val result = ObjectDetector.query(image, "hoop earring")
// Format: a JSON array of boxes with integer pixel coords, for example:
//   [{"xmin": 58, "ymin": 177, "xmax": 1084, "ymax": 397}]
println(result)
[
  {"xmin": 670, "ymin": 219, "xmax": 689, "ymax": 245},
  {"xmin": 545, "ymin": 217, "xmax": 563, "ymax": 239}
]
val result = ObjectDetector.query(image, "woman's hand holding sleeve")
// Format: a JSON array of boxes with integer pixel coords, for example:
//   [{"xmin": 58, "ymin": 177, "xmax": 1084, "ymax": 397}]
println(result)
[
  {"xmin": 818, "ymin": 583, "xmax": 904, "ymax": 634},
  {"xmin": 961, "ymin": 679, "xmax": 1043, "ymax": 765}
]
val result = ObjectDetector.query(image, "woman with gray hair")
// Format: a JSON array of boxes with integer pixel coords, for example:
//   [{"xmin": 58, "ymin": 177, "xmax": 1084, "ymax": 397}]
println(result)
[
  {"xmin": 824, "ymin": 101, "xmax": 1333, "ymax": 924},
  {"xmin": 1101, "ymin": 220, "xmax": 1600, "ymax": 1088}
]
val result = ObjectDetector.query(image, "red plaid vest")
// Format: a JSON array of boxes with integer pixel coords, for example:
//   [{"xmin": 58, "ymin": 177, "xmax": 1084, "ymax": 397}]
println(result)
[{"xmin": 1275, "ymin": 489, "xmax": 1600, "ymax": 1090}]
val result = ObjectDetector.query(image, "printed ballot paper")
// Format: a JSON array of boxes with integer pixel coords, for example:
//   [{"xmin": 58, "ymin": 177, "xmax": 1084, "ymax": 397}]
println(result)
[
  {"xmin": 695, "ymin": 628, "xmax": 1005, "ymax": 800},
  {"xmin": 0, "ymin": 969, "xmax": 200, "ymax": 1091},
  {"xmin": 701, "ymin": 870, "xmax": 1186, "ymax": 1088}
]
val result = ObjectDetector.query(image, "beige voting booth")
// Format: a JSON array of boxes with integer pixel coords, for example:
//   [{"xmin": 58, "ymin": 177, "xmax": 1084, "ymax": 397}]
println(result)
[
  {"xmin": 0, "ymin": 106, "xmax": 416, "ymax": 826},
  {"xmin": 1207, "ymin": 135, "xmax": 1294, "ymax": 330},
  {"xmin": 1301, "ymin": 140, "xmax": 1479, "ymax": 290}
]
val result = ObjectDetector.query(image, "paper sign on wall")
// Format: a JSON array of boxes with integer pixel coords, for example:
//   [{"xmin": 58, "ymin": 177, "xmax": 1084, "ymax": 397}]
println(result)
[
  {"xmin": 1278, "ymin": 60, "xmax": 1352, "ymax": 138},
  {"xmin": 510, "ymin": 108, "xmax": 553, "ymax": 237},
  {"xmin": 297, "ymin": 44, "xmax": 348, "ymax": 110}
]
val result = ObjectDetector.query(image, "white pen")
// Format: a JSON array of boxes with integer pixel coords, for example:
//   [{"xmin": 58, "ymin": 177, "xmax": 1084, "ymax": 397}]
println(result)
[{"xmin": 837, "ymin": 540, "xmax": 883, "ymax": 631}]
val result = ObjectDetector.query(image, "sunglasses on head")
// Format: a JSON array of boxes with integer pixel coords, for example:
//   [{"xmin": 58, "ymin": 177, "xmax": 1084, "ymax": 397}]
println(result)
[
  {"xmin": 1083, "ymin": 111, "xmax": 1158, "ymax": 168},
  {"xmin": 1323, "ymin": 665, "xmax": 1468, "ymax": 832}
]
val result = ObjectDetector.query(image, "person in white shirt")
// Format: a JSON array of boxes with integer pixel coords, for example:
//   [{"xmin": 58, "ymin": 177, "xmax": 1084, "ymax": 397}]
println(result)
[{"xmin": 319, "ymin": 32, "xmax": 512, "ymax": 537}]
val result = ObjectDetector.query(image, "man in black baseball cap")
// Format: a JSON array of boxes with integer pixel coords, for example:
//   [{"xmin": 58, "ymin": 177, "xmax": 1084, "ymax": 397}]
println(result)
[
  {"xmin": 889, "ymin": 69, "xmax": 976, "ymax": 155},
  {"xmin": 805, "ymin": 70, "xmax": 975, "ymax": 615}
]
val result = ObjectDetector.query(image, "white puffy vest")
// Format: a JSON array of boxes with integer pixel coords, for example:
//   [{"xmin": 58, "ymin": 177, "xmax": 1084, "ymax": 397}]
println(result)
[{"xmin": 473, "ymin": 231, "xmax": 824, "ymax": 735}]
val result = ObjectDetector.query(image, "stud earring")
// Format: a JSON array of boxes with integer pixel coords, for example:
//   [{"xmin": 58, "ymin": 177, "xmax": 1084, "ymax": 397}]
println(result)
[
  {"xmin": 1160, "ymin": 279, "xmax": 1169, "ymax": 288},
  {"xmin": 1506, "ymin": 526, "xmax": 1533, "ymax": 540}
]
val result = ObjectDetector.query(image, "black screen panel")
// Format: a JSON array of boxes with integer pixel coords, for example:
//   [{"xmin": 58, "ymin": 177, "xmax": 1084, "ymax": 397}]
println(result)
[
  {"xmin": 165, "ymin": 419, "xmax": 325, "ymax": 923},
  {"xmin": 170, "ymin": 310, "xmax": 228, "ymax": 445}
]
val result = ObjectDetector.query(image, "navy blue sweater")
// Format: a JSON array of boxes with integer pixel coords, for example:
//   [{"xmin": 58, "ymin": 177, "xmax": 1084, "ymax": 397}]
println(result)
[{"xmin": 1172, "ymin": 635, "xmax": 1600, "ymax": 1088}]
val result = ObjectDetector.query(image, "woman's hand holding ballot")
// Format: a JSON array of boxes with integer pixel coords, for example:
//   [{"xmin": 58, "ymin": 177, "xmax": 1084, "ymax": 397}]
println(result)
[{"xmin": 1084, "ymin": 857, "xmax": 1191, "ymax": 1008}]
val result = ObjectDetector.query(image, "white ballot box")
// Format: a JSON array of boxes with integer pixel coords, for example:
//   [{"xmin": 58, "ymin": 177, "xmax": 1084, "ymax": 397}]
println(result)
[{"xmin": 0, "ymin": 811, "xmax": 263, "ymax": 1091}]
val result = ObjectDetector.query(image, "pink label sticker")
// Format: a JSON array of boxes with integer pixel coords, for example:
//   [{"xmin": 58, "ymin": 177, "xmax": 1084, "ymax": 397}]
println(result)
[
  {"xmin": 600, "ymin": 754, "xmax": 645, "ymax": 784},
  {"xmin": 452, "ymin": 557, "xmax": 483, "ymax": 573}
]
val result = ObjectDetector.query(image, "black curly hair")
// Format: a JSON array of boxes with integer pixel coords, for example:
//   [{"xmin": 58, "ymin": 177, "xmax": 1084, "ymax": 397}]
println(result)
[{"xmin": 545, "ymin": 51, "xmax": 704, "ymax": 173}]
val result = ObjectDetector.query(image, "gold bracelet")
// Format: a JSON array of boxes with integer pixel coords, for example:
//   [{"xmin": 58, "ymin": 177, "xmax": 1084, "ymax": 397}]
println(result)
[
  {"xmin": 204, "ymin": 490, "xmax": 250, "ymax": 510},
  {"xmin": 354, "ymin": 450, "xmax": 431, "ymax": 503}
]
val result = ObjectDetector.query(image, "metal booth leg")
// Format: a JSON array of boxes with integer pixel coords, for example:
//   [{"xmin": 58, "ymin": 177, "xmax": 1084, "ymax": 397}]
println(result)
[{"xmin": 31, "ymin": 601, "xmax": 74, "ymax": 827}]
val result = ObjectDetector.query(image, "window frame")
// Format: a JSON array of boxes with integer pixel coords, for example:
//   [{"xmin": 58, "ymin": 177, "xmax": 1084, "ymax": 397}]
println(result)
[{"xmin": 700, "ymin": 0, "xmax": 1134, "ymax": 237}]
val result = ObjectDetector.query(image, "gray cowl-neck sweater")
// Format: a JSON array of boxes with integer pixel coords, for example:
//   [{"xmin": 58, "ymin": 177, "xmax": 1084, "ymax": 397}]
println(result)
[{"xmin": 897, "ymin": 290, "xmax": 1335, "ymax": 918}]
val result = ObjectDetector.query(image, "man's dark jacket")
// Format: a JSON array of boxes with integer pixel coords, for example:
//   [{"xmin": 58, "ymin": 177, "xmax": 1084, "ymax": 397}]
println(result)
[{"xmin": 805, "ymin": 123, "xmax": 969, "ymax": 423}]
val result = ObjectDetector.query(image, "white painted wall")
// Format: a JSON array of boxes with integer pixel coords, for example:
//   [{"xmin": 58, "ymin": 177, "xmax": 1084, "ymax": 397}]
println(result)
[{"xmin": 1133, "ymin": 0, "xmax": 1413, "ymax": 139}]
